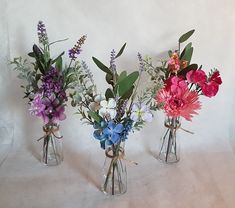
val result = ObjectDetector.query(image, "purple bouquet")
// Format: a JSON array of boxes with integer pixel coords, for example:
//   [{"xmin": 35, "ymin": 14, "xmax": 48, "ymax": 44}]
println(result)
[{"xmin": 11, "ymin": 21, "xmax": 86, "ymax": 165}]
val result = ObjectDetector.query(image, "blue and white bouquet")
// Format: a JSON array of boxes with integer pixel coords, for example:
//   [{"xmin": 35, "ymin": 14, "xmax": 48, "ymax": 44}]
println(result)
[{"xmin": 71, "ymin": 44, "xmax": 161, "ymax": 195}]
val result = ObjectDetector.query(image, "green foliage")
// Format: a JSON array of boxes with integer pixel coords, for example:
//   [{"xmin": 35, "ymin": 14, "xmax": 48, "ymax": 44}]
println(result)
[
  {"xmin": 87, "ymin": 111, "xmax": 102, "ymax": 123},
  {"xmin": 180, "ymin": 42, "xmax": 193, "ymax": 64},
  {"xmin": 117, "ymin": 71, "xmax": 127, "ymax": 82},
  {"xmin": 105, "ymin": 88, "xmax": 114, "ymax": 99},
  {"xmin": 115, "ymin": 71, "xmax": 139, "ymax": 97},
  {"xmin": 10, "ymin": 57, "xmax": 40, "ymax": 99},
  {"xmin": 179, "ymin": 29, "xmax": 195, "ymax": 43},
  {"xmin": 115, "ymin": 43, "xmax": 126, "ymax": 59},
  {"xmin": 92, "ymin": 57, "xmax": 112, "ymax": 74}
]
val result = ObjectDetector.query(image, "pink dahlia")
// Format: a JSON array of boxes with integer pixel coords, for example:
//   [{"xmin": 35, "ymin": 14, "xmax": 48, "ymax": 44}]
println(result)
[{"xmin": 156, "ymin": 78, "xmax": 201, "ymax": 121}]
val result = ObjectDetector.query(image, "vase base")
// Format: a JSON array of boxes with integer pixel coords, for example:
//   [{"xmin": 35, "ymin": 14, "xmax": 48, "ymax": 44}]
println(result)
[
  {"xmin": 42, "ymin": 154, "xmax": 63, "ymax": 166},
  {"xmin": 101, "ymin": 185, "xmax": 127, "ymax": 196},
  {"xmin": 157, "ymin": 152, "xmax": 179, "ymax": 164}
]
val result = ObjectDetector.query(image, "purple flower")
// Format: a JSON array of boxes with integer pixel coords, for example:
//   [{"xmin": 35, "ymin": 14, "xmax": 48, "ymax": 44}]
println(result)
[
  {"xmin": 110, "ymin": 49, "xmax": 116, "ymax": 73},
  {"xmin": 29, "ymin": 93, "xmax": 46, "ymax": 117},
  {"xmin": 41, "ymin": 67, "xmax": 67, "ymax": 101},
  {"xmin": 137, "ymin": 53, "xmax": 144, "ymax": 72},
  {"xmin": 68, "ymin": 35, "xmax": 87, "ymax": 60},
  {"xmin": 37, "ymin": 21, "xmax": 48, "ymax": 45}
]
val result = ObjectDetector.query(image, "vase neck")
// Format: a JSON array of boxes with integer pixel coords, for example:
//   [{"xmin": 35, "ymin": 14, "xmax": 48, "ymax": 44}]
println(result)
[{"xmin": 164, "ymin": 116, "xmax": 181, "ymax": 129}]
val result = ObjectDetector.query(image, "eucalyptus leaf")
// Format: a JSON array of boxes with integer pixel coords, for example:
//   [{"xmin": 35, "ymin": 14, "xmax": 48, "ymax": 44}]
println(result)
[
  {"xmin": 179, "ymin": 29, "xmax": 195, "ymax": 43},
  {"xmin": 87, "ymin": 111, "xmax": 102, "ymax": 123},
  {"xmin": 92, "ymin": 57, "xmax": 112, "ymax": 74},
  {"xmin": 115, "ymin": 71, "xmax": 139, "ymax": 97},
  {"xmin": 115, "ymin": 43, "xmax": 126, "ymax": 59},
  {"xmin": 117, "ymin": 71, "xmax": 127, "ymax": 83},
  {"xmin": 121, "ymin": 85, "xmax": 134, "ymax": 100}
]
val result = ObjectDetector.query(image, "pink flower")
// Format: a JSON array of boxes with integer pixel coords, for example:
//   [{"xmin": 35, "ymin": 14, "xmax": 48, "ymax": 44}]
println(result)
[
  {"xmin": 210, "ymin": 71, "xmax": 222, "ymax": 85},
  {"xmin": 29, "ymin": 93, "xmax": 46, "ymax": 117},
  {"xmin": 186, "ymin": 70, "xmax": 207, "ymax": 86},
  {"xmin": 201, "ymin": 82, "xmax": 219, "ymax": 97},
  {"xmin": 156, "ymin": 76, "xmax": 201, "ymax": 121},
  {"xmin": 165, "ymin": 76, "xmax": 187, "ymax": 93},
  {"xmin": 201, "ymin": 70, "xmax": 222, "ymax": 98},
  {"xmin": 167, "ymin": 53, "xmax": 181, "ymax": 73}
]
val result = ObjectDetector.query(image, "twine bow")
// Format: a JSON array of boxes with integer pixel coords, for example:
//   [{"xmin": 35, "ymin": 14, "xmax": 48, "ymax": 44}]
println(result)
[
  {"xmin": 105, "ymin": 147, "xmax": 138, "ymax": 165},
  {"xmin": 37, "ymin": 125, "xmax": 63, "ymax": 141},
  {"xmin": 164, "ymin": 122, "xmax": 194, "ymax": 134}
]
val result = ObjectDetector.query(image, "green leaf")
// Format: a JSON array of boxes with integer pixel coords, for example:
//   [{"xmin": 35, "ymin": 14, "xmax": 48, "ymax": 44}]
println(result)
[
  {"xmin": 106, "ymin": 73, "xmax": 113, "ymax": 85},
  {"xmin": 28, "ymin": 52, "xmax": 35, "ymax": 57},
  {"xmin": 181, "ymin": 46, "xmax": 193, "ymax": 64},
  {"xmin": 179, "ymin": 29, "xmax": 195, "ymax": 43},
  {"xmin": 115, "ymin": 43, "xmax": 126, "ymax": 59},
  {"xmin": 51, "ymin": 52, "xmax": 65, "ymax": 65},
  {"xmin": 115, "ymin": 71, "xmax": 139, "ymax": 97},
  {"xmin": 55, "ymin": 56, "xmax": 63, "ymax": 70},
  {"xmin": 87, "ymin": 111, "xmax": 102, "ymax": 123},
  {"xmin": 105, "ymin": 88, "xmax": 114, "ymax": 99},
  {"xmin": 121, "ymin": 85, "xmax": 134, "ymax": 100},
  {"xmin": 92, "ymin": 57, "xmax": 112, "ymax": 74},
  {"xmin": 178, "ymin": 64, "xmax": 198, "ymax": 77},
  {"xmin": 180, "ymin": 42, "xmax": 192, "ymax": 59},
  {"xmin": 32, "ymin": 44, "xmax": 45, "ymax": 74},
  {"xmin": 117, "ymin": 71, "xmax": 127, "ymax": 83}
]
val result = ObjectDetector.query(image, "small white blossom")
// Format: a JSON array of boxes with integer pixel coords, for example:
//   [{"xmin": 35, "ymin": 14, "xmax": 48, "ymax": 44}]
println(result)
[{"xmin": 99, "ymin": 98, "xmax": 117, "ymax": 119}]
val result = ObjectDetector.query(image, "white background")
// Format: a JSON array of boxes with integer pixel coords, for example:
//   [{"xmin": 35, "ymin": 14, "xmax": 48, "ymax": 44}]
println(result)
[{"xmin": 1, "ymin": 0, "xmax": 235, "ymax": 207}]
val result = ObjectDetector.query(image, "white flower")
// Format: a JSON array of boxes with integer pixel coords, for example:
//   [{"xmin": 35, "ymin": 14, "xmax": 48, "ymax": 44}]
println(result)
[
  {"xmin": 130, "ymin": 103, "xmax": 153, "ymax": 122},
  {"xmin": 99, "ymin": 98, "xmax": 117, "ymax": 119},
  {"xmin": 89, "ymin": 94, "xmax": 105, "ymax": 111}
]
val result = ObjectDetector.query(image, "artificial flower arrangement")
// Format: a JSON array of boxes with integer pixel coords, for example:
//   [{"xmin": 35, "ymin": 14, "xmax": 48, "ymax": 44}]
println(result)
[
  {"xmin": 142, "ymin": 30, "xmax": 222, "ymax": 163},
  {"xmin": 70, "ymin": 44, "xmax": 161, "ymax": 195},
  {"xmin": 10, "ymin": 21, "xmax": 86, "ymax": 166}
]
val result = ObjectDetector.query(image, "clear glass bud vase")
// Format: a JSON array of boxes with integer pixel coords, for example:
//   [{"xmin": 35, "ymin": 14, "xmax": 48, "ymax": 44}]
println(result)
[
  {"xmin": 102, "ymin": 142, "xmax": 127, "ymax": 196},
  {"xmin": 41, "ymin": 123, "xmax": 63, "ymax": 166},
  {"xmin": 157, "ymin": 116, "xmax": 181, "ymax": 164}
]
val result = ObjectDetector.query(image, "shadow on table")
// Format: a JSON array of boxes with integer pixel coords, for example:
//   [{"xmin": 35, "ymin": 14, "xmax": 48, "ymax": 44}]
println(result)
[{"xmin": 64, "ymin": 145, "xmax": 100, "ymax": 189}]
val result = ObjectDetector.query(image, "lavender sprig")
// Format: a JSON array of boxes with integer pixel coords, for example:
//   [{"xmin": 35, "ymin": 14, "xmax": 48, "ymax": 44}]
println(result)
[
  {"xmin": 37, "ymin": 21, "xmax": 48, "ymax": 46},
  {"xmin": 68, "ymin": 35, "xmax": 87, "ymax": 60},
  {"xmin": 110, "ymin": 49, "xmax": 116, "ymax": 73},
  {"xmin": 137, "ymin": 53, "xmax": 144, "ymax": 72}
]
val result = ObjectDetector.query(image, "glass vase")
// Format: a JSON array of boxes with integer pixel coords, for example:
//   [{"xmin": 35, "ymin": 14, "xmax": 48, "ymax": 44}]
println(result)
[
  {"xmin": 40, "ymin": 122, "xmax": 63, "ymax": 166},
  {"xmin": 101, "ymin": 142, "xmax": 127, "ymax": 196},
  {"xmin": 0, "ymin": 121, "xmax": 14, "ymax": 167},
  {"xmin": 157, "ymin": 116, "xmax": 181, "ymax": 164}
]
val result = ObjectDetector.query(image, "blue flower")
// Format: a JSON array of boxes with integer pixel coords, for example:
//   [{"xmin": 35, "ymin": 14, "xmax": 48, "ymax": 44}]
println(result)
[
  {"xmin": 103, "ymin": 121, "xmax": 124, "ymax": 144},
  {"xmin": 121, "ymin": 120, "xmax": 133, "ymax": 141}
]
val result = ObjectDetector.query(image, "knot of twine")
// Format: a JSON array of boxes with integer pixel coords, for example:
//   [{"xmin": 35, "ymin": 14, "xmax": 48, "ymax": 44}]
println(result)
[
  {"xmin": 37, "ymin": 125, "xmax": 63, "ymax": 141},
  {"xmin": 105, "ymin": 147, "xmax": 138, "ymax": 165},
  {"xmin": 164, "ymin": 122, "xmax": 194, "ymax": 134}
]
